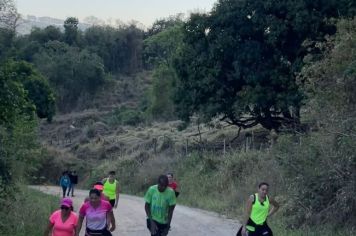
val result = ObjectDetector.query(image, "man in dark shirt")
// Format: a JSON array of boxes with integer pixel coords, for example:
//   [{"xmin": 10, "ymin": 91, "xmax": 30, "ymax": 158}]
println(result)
[{"xmin": 67, "ymin": 170, "xmax": 78, "ymax": 197}]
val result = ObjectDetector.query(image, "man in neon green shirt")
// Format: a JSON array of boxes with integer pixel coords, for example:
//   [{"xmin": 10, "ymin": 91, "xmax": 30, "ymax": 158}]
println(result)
[{"xmin": 144, "ymin": 175, "xmax": 176, "ymax": 236}]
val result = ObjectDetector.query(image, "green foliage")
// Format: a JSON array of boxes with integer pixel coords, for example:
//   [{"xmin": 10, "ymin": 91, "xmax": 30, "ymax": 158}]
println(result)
[
  {"xmin": 15, "ymin": 26, "xmax": 63, "ymax": 62},
  {"xmin": 0, "ymin": 28, "xmax": 15, "ymax": 61},
  {"xmin": 0, "ymin": 63, "xmax": 30, "ymax": 125},
  {"xmin": 143, "ymin": 22, "xmax": 183, "ymax": 120},
  {"xmin": 0, "ymin": 186, "xmax": 58, "ymax": 235},
  {"xmin": 146, "ymin": 64, "xmax": 177, "ymax": 120},
  {"xmin": 275, "ymin": 133, "xmax": 356, "ymax": 227},
  {"xmin": 64, "ymin": 17, "xmax": 79, "ymax": 45},
  {"xmin": 34, "ymin": 41, "xmax": 105, "ymax": 112},
  {"xmin": 0, "ymin": 115, "xmax": 42, "ymax": 183},
  {"xmin": 275, "ymin": 18, "xmax": 356, "ymax": 228},
  {"xmin": 28, "ymin": 26, "xmax": 63, "ymax": 44},
  {"xmin": 146, "ymin": 14, "xmax": 184, "ymax": 37},
  {"xmin": 84, "ymin": 24, "xmax": 144, "ymax": 74},
  {"xmin": 144, "ymin": 21, "xmax": 183, "ymax": 67},
  {"xmin": 109, "ymin": 106, "xmax": 144, "ymax": 126},
  {"xmin": 173, "ymin": 0, "xmax": 356, "ymax": 130},
  {"xmin": 3, "ymin": 60, "xmax": 56, "ymax": 121}
]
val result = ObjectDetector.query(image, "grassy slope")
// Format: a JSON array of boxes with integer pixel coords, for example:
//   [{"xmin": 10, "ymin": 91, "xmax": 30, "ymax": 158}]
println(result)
[{"xmin": 0, "ymin": 185, "xmax": 58, "ymax": 236}]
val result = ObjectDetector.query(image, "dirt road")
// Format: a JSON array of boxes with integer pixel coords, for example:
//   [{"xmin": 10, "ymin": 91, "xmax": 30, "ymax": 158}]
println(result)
[{"xmin": 32, "ymin": 186, "xmax": 240, "ymax": 236}]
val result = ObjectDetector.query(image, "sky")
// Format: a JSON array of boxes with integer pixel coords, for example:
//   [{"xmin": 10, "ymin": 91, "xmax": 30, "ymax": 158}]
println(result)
[{"xmin": 15, "ymin": 0, "xmax": 218, "ymax": 27}]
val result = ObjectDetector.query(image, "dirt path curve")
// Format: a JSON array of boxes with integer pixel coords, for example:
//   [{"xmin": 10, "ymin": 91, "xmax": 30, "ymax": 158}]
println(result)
[{"xmin": 31, "ymin": 186, "xmax": 240, "ymax": 236}]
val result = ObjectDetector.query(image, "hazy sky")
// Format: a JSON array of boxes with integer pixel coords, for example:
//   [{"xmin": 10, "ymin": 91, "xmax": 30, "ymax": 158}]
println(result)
[{"xmin": 16, "ymin": 0, "xmax": 217, "ymax": 27}]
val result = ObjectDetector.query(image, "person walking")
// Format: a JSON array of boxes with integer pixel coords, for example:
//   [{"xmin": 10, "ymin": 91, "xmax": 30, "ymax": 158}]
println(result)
[
  {"xmin": 44, "ymin": 198, "xmax": 78, "ymax": 236},
  {"xmin": 76, "ymin": 189, "xmax": 116, "ymax": 236},
  {"xmin": 145, "ymin": 175, "xmax": 176, "ymax": 236},
  {"xmin": 102, "ymin": 171, "xmax": 120, "ymax": 208},
  {"xmin": 240, "ymin": 182, "xmax": 279, "ymax": 236},
  {"xmin": 167, "ymin": 173, "xmax": 180, "ymax": 197},
  {"xmin": 67, "ymin": 171, "xmax": 78, "ymax": 197},
  {"xmin": 59, "ymin": 171, "xmax": 71, "ymax": 198},
  {"xmin": 84, "ymin": 182, "xmax": 110, "ymax": 203}
]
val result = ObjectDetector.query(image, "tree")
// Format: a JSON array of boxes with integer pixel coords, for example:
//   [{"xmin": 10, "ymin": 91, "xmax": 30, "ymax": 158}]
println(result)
[
  {"xmin": 143, "ymin": 24, "xmax": 184, "ymax": 120},
  {"xmin": 34, "ymin": 41, "xmax": 105, "ymax": 112},
  {"xmin": 84, "ymin": 24, "xmax": 143, "ymax": 74},
  {"xmin": 64, "ymin": 17, "xmax": 79, "ymax": 45},
  {"xmin": 146, "ymin": 14, "xmax": 184, "ymax": 37},
  {"xmin": 0, "ymin": 0, "xmax": 19, "ymax": 60},
  {"xmin": 0, "ymin": 0, "xmax": 20, "ymax": 31},
  {"xmin": 277, "ymin": 18, "xmax": 356, "ymax": 227},
  {"xmin": 2, "ymin": 60, "xmax": 56, "ymax": 121},
  {"xmin": 174, "ymin": 0, "xmax": 356, "ymax": 130},
  {"xmin": 0, "ymin": 62, "xmax": 30, "ymax": 125},
  {"xmin": 28, "ymin": 26, "xmax": 62, "ymax": 44},
  {"xmin": 144, "ymin": 23, "xmax": 183, "ymax": 68}
]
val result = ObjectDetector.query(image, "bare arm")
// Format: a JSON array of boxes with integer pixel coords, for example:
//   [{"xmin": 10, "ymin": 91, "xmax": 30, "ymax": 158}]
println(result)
[
  {"xmin": 145, "ymin": 202, "xmax": 157, "ymax": 235},
  {"xmin": 167, "ymin": 205, "xmax": 176, "ymax": 226},
  {"xmin": 145, "ymin": 202, "xmax": 152, "ymax": 219},
  {"xmin": 44, "ymin": 221, "xmax": 53, "ymax": 236},
  {"xmin": 241, "ymin": 195, "xmax": 254, "ymax": 235},
  {"xmin": 175, "ymin": 182, "xmax": 180, "ymax": 192},
  {"xmin": 244, "ymin": 195, "xmax": 253, "ymax": 225},
  {"xmin": 75, "ymin": 215, "xmax": 84, "ymax": 236},
  {"xmin": 108, "ymin": 211, "xmax": 116, "ymax": 232},
  {"xmin": 268, "ymin": 197, "xmax": 279, "ymax": 217},
  {"xmin": 115, "ymin": 181, "xmax": 120, "ymax": 208}
]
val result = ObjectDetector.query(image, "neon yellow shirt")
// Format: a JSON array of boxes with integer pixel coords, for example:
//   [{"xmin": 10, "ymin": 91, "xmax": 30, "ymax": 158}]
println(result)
[
  {"xmin": 247, "ymin": 193, "xmax": 270, "ymax": 232},
  {"xmin": 103, "ymin": 179, "xmax": 117, "ymax": 200}
]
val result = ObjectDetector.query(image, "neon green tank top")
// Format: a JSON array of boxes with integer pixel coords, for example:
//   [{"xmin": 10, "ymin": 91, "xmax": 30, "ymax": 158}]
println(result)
[
  {"xmin": 246, "ymin": 193, "xmax": 270, "ymax": 231},
  {"xmin": 103, "ymin": 179, "xmax": 117, "ymax": 200}
]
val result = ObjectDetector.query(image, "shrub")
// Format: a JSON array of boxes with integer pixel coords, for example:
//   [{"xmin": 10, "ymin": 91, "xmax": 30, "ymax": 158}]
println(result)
[{"xmin": 109, "ymin": 106, "xmax": 144, "ymax": 126}]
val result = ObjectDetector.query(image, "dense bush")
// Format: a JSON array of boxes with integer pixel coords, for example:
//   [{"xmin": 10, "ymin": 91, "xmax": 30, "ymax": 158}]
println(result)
[
  {"xmin": 109, "ymin": 106, "xmax": 144, "ymax": 126},
  {"xmin": 275, "ymin": 18, "xmax": 356, "ymax": 228}
]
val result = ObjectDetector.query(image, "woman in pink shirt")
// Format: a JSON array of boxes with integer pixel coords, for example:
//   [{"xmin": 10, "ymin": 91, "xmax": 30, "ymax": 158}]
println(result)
[
  {"xmin": 84, "ymin": 182, "xmax": 110, "ymax": 203},
  {"xmin": 44, "ymin": 198, "xmax": 78, "ymax": 236},
  {"xmin": 76, "ymin": 189, "xmax": 116, "ymax": 236}
]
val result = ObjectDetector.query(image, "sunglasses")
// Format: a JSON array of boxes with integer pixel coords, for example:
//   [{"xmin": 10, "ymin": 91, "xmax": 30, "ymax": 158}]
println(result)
[{"xmin": 61, "ymin": 206, "xmax": 70, "ymax": 210}]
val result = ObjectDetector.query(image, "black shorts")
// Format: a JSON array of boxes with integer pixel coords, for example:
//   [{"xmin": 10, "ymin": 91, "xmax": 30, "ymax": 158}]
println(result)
[
  {"xmin": 109, "ymin": 199, "xmax": 115, "ymax": 207},
  {"xmin": 247, "ymin": 224, "xmax": 273, "ymax": 236},
  {"xmin": 85, "ymin": 227, "xmax": 112, "ymax": 236},
  {"xmin": 146, "ymin": 219, "xmax": 170, "ymax": 236}
]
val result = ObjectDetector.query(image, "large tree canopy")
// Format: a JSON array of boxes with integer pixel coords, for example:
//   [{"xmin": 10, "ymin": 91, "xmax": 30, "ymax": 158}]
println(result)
[
  {"xmin": 33, "ymin": 41, "xmax": 105, "ymax": 112},
  {"xmin": 174, "ymin": 0, "xmax": 356, "ymax": 130},
  {"xmin": 1, "ymin": 61, "xmax": 56, "ymax": 121}
]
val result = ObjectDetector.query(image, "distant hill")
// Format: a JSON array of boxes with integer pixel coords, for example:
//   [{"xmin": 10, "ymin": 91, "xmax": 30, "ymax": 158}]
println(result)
[{"xmin": 17, "ymin": 15, "xmax": 91, "ymax": 35}]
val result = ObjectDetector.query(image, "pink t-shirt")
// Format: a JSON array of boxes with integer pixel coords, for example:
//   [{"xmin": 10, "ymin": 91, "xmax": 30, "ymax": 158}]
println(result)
[
  {"xmin": 79, "ymin": 200, "xmax": 112, "ymax": 230},
  {"xmin": 49, "ymin": 210, "xmax": 78, "ymax": 236}
]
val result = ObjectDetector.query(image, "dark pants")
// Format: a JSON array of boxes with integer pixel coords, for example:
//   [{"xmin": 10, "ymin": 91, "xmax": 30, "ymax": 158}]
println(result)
[
  {"xmin": 61, "ymin": 186, "xmax": 67, "ymax": 198},
  {"xmin": 146, "ymin": 219, "xmax": 170, "ymax": 236},
  {"xmin": 67, "ymin": 184, "xmax": 75, "ymax": 196},
  {"xmin": 109, "ymin": 199, "xmax": 115, "ymax": 207},
  {"xmin": 247, "ymin": 224, "xmax": 273, "ymax": 236}
]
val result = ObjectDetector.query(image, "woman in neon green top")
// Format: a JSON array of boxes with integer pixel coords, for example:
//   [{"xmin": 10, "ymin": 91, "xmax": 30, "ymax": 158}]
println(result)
[
  {"xmin": 102, "ymin": 170, "xmax": 120, "ymax": 208},
  {"xmin": 241, "ymin": 182, "xmax": 279, "ymax": 236}
]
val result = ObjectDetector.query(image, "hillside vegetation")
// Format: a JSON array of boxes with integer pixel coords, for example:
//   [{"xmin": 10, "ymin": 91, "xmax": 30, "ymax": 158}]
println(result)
[{"xmin": 1, "ymin": 0, "xmax": 355, "ymax": 235}]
